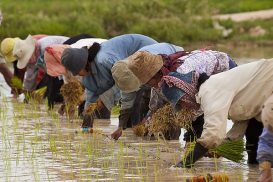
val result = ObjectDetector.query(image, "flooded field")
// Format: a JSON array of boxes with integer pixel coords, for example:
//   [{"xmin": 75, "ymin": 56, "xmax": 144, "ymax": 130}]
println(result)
[
  {"xmin": 1, "ymin": 48, "xmax": 273, "ymax": 182},
  {"xmin": 0, "ymin": 98, "xmax": 257, "ymax": 182}
]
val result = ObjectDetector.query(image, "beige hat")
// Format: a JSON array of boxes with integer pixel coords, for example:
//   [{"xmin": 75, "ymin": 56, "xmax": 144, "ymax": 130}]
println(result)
[
  {"xmin": 13, "ymin": 35, "xmax": 36, "ymax": 69},
  {"xmin": 127, "ymin": 51, "xmax": 163, "ymax": 84},
  {"xmin": 111, "ymin": 59, "xmax": 141, "ymax": 93}
]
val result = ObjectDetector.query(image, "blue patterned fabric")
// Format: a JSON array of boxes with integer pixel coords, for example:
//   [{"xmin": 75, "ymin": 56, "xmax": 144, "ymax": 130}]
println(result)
[{"xmin": 161, "ymin": 71, "xmax": 194, "ymax": 108}]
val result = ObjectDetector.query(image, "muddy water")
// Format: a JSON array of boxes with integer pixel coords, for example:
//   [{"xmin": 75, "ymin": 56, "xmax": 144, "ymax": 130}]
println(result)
[
  {"xmin": 0, "ymin": 99, "xmax": 251, "ymax": 182},
  {"xmin": 0, "ymin": 49, "xmax": 273, "ymax": 182}
]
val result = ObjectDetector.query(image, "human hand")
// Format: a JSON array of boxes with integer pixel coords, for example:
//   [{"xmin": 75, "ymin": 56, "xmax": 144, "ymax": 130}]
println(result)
[{"xmin": 111, "ymin": 128, "xmax": 123, "ymax": 140}]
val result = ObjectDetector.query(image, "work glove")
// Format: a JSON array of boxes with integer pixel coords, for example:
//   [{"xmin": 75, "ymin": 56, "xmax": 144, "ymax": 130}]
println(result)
[
  {"xmin": 111, "ymin": 108, "xmax": 132, "ymax": 140},
  {"xmin": 257, "ymin": 161, "xmax": 272, "ymax": 182},
  {"xmin": 175, "ymin": 142, "xmax": 208, "ymax": 168},
  {"xmin": 82, "ymin": 113, "xmax": 94, "ymax": 133}
]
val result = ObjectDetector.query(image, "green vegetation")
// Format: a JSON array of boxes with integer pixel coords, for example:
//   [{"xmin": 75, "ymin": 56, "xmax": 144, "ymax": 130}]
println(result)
[
  {"xmin": 0, "ymin": 0, "xmax": 272, "ymax": 47},
  {"xmin": 209, "ymin": 0, "xmax": 273, "ymax": 14}
]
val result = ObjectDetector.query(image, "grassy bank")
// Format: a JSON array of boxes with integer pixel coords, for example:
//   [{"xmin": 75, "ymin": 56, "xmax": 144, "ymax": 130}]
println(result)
[{"xmin": 0, "ymin": 0, "xmax": 273, "ymax": 47}]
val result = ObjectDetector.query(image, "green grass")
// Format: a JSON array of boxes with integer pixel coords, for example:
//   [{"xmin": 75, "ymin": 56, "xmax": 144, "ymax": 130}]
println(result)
[
  {"xmin": 0, "ymin": 0, "xmax": 273, "ymax": 47},
  {"xmin": 209, "ymin": 0, "xmax": 273, "ymax": 14}
]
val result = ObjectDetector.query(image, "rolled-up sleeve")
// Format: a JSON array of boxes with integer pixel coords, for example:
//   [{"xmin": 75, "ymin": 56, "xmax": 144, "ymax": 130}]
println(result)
[
  {"xmin": 84, "ymin": 89, "xmax": 99, "ymax": 109},
  {"xmin": 120, "ymin": 91, "xmax": 137, "ymax": 110}
]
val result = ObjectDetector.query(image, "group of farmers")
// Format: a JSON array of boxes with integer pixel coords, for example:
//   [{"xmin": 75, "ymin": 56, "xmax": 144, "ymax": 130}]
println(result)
[{"xmin": 0, "ymin": 32, "xmax": 272, "ymax": 181}]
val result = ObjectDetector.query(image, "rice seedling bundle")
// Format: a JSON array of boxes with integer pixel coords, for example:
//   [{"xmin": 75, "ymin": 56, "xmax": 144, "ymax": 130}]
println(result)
[
  {"xmin": 185, "ymin": 140, "xmax": 245, "ymax": 163},
  {"xmin": 209, "ymin": 139, "xmax": 245, "ymax": 163},
  {"xmin": 11, "ymin": 76, "xmax": 23, "ymax": 89},
  {"xmin": 147, "ymin": 104, "xmax": 194, "ymax": 136},
  {"xmin": 132, "ymin": 122, "xmax": 148, "ymax": 137},
  {"xmin": 32, "ymin": 86, "xmax": 47, "ymax": 103},
  {"xmin": 60, "ymin": 80, "xmax": 84, "ymax": 106},
  {"xmin": 85, "ymin": 103, "xmax": 98, "ymax": 115},
  {"xmin": 174, "ymin": 107, "xmax": 195, "ymax": 129},
  {"xmin": 148, "ymin": 104, "xmax": 176, "ymax": 135}
]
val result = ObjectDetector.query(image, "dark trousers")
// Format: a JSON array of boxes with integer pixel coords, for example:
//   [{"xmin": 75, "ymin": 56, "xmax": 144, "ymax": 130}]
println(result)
[
  {"xmin": 127, "ymin": 87, "xmax": 151, "ymax": 128},
  {"xmin": 46, "ymin": 75, "xmax": 64, "ymax": 109},
  {"xmin": 184, "ymin": 115, "xmax": 204, "ymax": 142},
  {"xmin": 245, "ymin": 118, "xmax": 264, "ymax": 164}
]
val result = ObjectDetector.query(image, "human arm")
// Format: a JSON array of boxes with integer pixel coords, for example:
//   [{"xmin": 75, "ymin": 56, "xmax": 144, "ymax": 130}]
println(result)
[
  {"xmin": 176, "ymin": 85, "xmax": 235, "ymax": 167},
  {"xmin": 111, "ymin": 91, "xmax": 137, "ymax": 140},
  {"xmin": 0, "ymin": 62, "xmax": 13, "ymax": 88}
]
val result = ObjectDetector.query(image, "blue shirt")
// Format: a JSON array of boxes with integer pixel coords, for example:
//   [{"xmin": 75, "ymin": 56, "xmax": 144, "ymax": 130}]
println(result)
[
  {"xmin": 139, "ymin": 42, "xmax": 183, "ymax": 54},
  {"xmin": 82, "ymin": 34, "xmax": 157, "ymax": 103},
  {"xmin": 257, "ymin": 128, "xmax": 273, "ymax": 165}
]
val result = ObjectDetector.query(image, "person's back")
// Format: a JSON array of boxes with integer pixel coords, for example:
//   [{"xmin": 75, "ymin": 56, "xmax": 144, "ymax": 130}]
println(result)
[
  {"xmin": 82, "ymin": 34, "xmax": 157, "ymax": 100},
  {"xmin": 95, "ymin": 34, "xmax": 157, "ymax": 70},
  {"xmin": 38, "ymin": 36, "xmax": 69, "ymax": 54}
]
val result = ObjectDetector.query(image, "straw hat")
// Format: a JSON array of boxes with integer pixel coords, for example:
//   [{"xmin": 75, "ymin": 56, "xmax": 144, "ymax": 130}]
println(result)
[
  {"xmin": 13, "ymin": 35, "xmax": 36, "ymax": 69},
  {"xmin": 0, "ymin": 37, "xmax": 21, "ymax": 62},
  {"xmin": 111, "ymin": 59, "xmax": 141, "ymax": 93},
  {"xmin": 127, "ymin": 51, "xmax": 163, "ymax": 84},
  {"xmin": 112, "ymin": 51, "xmax": 164, "ymax": 92}
]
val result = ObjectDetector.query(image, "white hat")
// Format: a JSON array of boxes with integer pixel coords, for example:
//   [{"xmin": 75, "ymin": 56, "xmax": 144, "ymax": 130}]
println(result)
[{"xmin": 13, "ymin": 35, "xmax": 36, "ymax": 69}]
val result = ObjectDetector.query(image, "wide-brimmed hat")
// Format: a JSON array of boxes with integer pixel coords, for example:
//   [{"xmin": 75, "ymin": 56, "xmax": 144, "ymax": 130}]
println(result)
[
  {"xmin": 111, "ymin": 59, "xmax": 141, "ymax": 93},
  {"xmin": 0, "ymin": 37, "xmax": 21, "ymax": 62},
  {"xmin": 13, "ymin": 35, "xmax": 36, "ymax": 69},
  {"xmin": 61, "ymin": 47, "xmax": 88, "ymax": 76},
  {"xmin": 127, "ymin": 51, "xmax": 164, "ymax": 84}
]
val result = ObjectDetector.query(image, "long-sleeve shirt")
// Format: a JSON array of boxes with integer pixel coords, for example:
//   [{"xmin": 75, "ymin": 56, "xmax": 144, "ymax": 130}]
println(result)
[
  {"xmin": 82, "ymin": 34, "xmax": 159, "ymax": 109},
  {"xmin": 23, "ymin": 36, "xmax": 69, "ymax": 91},
  {"xmin": 83, "ymin": 41, "xmax": 183, "ymax": 110},
  {"xmin": 197, "ymin": 59, "xmax": 273, "ymax": 149},
  {"xmin": 150, "ymin": 50, "xmax": 234, "ymax": 114},
  {"xmin": 257, "ymin": 128, "xmax": 273, "ymax": 165}
]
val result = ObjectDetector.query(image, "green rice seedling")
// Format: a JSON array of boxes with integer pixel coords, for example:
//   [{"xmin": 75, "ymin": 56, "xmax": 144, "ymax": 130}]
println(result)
[
  {"xmin": 209, "ymin": 139, "xmax": 245, "ymax": 163},
  {"xmin": 11, "ymin": 76, "xmax": 23, "ymax": 94},
  {"xmin": 32, "ymin": 86, "xmax": 47, "ymax": 103}
]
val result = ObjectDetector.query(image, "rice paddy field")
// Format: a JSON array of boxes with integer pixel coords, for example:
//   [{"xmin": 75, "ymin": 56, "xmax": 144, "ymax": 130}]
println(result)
[{"xmin": 0, "ymin": 48, "xmax": 273, "ymax": 182}]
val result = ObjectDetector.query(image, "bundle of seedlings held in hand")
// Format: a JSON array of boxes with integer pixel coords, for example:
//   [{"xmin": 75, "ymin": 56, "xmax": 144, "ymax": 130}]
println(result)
[
  {"xmin": 174, "ymin": 107, "xmax": 195, "ymax": 129},
  {"xmin": 209, "ymin": 139, "xmax": 245, "ymax": 163},
  {"xmin": 147, "ymin": 104, "xmax": 194, "ymax": 137},
  {"xmin": 32, "ymin": 86, "xmax": 47, "ymax": 103},
  {"xmin": 148, "ymin": 104, "xmax": 177, "ymax": 136},
  {"xmin": 11, "ymin": 76, "xmax": 23, "ymax": 91},
  {"xmin": 132, "ymin": 122, "xmax": 149, "ymax": 137},
  {"xmin": 186, "ymin": 139, "xmax": 245, "ymax": 163},
  {"xmin": 60, "ymin": 79, "xmax": 84, "ymax": 107}
]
